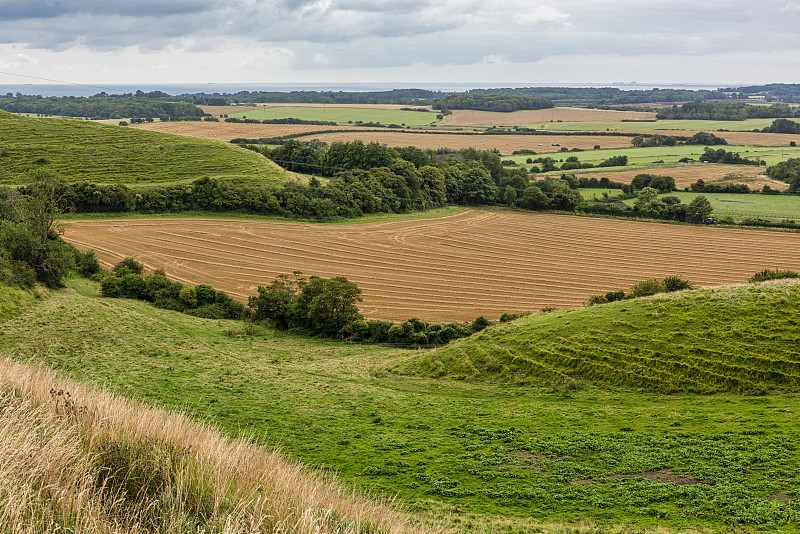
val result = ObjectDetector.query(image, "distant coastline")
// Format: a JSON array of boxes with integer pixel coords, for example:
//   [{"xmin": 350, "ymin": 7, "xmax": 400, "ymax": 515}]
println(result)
[{"xmin": 0, "ymin": 82, "xmax": 734, "ymax": 98}]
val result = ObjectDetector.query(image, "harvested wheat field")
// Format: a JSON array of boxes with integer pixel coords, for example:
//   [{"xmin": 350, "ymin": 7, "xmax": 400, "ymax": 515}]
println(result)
[
  {"xmin": 618, "ymin": 130, "xmax": 800, "ymax": 146},
  {"xmin": 444, "ymin": 107, "xmax": 656, "ymax": 127},
  {"xmin": 576, "ymin": 165, "xmax": 790, "ymax": 191},
  {"xmin": 293, "ymin": 131, "xmax": 634, "ymax": 153},
  {"xmin": 131, "ymin": 121, "xmax": 356, "ymax": 142},
  {"xmin": 63, "ymin": 209, "xmax": 800, "ymax": 323}
]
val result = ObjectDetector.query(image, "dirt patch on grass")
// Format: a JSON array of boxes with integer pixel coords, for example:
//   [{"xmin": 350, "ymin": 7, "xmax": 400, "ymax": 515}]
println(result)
[
  {"xmin": 444, "ymin": 107, "xmax": 656, "ymax": 127},
  {"xmin": 63, "ymin": 209, "xmax": 800, "ymax": 323}
]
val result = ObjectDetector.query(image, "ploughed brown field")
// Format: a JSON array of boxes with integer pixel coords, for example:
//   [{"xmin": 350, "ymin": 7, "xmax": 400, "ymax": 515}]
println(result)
[
  {"xmin": 575, "ymin": 165, "xmax": 790, "ymax": 191},
  {"xmin": 63, "ymin": 210, "xmax": 800, "ymax": 323}
]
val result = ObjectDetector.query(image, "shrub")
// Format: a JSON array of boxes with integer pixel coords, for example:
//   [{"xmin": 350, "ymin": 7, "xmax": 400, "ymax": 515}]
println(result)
[
  {"xmin": 470, "ymin": 316, "xmax": 491, "ymax": 332},
  {"xmin": 749, "ymin": 269, "xmax": 800, "ymax": 283},
  {"xmin": 112, "ymin": 257, "xmax": 144, "ymax": 276},
  {"xmin": 663, "ymin": 276, "xmax": 693, "ymax": 292},
  {"xmin": 588, "ymin": 294, "xmax": 607, "ymax": 306},
  {"xmin": 75, "ymin": 249, "xmax": 101, "ymax": 277},
  {"xmin": 605, "ymin": 290, "xmax": 626, "ymax": 302},
  {"xmin": 630, "ymin": 278, "xmax": 666, "ymax": 298}
]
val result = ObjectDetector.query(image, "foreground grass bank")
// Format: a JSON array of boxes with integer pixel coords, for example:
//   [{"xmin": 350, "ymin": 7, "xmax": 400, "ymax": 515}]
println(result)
[{"xmin": 2, "ymin": 278, "xmax": 799, "ymax": 532}]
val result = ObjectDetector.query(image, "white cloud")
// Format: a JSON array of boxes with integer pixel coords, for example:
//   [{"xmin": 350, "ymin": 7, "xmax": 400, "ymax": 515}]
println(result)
[{"xmin": 516, "ymin": 5, "xmax": 570, "ymax": 25}]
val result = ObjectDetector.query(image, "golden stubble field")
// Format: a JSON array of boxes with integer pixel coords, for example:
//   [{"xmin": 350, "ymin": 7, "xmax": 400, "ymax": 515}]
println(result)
[
  {"xmin": 63, "ymin": 210, "xmax": 800, "ymax": 323},
  {"xmin": 576, "ymin": 165, "xmax": 790, "ymax": 191},
  {"xmin": 443, "ymin": 107, "xmax": 656, "ymax": 126}
]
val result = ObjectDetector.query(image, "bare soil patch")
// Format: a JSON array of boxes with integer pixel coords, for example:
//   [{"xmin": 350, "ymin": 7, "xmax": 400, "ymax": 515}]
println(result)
[
  {"xmin": 63, "ymin": 209, "xmax": 800, "ymax": 323},
  {"xmin": 444, "ymin": 107, "xmax": 656, "ymax": 127},
  {"xmin": 576, "ymin": 164, "xmax": 789, "ymax": 191}
]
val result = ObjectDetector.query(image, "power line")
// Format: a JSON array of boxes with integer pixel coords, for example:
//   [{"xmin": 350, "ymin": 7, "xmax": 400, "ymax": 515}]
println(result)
[{"xmin": 0, "ymin": 71, "xmax": 128, "ymax": 95}]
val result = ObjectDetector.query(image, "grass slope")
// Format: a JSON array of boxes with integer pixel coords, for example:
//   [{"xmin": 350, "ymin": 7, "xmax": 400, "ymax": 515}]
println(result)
[
  {"xmin": 0, "ymin": 111, "xmax": 290, "ymax": 185},
  {"xmin": 621, "ymin": 192, "xmax": 800, "ymax": 220},
  {"xmin": 2, "ymin": 278, "xmax": 800, "ymax": 532},
  {"xmin": 397, "ymin": 281, "xmax": 800, "ymax": 394}
]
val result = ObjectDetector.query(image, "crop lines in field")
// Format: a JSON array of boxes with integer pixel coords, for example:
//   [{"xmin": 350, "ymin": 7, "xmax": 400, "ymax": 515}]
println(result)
[{"xmin": 63, "ymin": 209, "xmax": 800, "ymax": 322}]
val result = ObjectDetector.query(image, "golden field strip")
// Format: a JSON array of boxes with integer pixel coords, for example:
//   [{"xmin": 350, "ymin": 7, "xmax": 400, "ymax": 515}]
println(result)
[{"xmin": 63, "ymin": 210, "xmax": 800, "ymax": 323}]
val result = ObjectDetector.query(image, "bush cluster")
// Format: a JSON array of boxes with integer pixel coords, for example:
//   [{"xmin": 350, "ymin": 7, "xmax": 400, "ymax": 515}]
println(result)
[
  {"xmin": 346, "ymin": 316, "xmax": 492, "ymax": 346},
  {"xmin": 100, "ymin": 259, "xmax": 247, "ymax": 320},
  {"xmin": 749, "ymin": 269, "xmax": 799, "ymax": 283},
  {"xmin": 588, "ymin": 276, "xmax": 693, "ymax": 305}
]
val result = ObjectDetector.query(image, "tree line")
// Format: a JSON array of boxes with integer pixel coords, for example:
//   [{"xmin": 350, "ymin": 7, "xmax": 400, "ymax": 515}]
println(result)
[
  {"xmin": 655, "ymin": 102, "xmax": 796, "ymax": 121},
  {"xmin": 432, "ymin": 94, "xmax": 553, "ymax": 112},
  {"xmin": 0, "ymin": 96, "xmax": 205, "ymax": 119}
]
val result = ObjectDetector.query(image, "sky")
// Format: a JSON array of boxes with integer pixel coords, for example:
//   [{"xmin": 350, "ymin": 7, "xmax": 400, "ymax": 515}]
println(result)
[{"xmin": 0, "ymin": 0, "xmax": 799, "ymax": 87}]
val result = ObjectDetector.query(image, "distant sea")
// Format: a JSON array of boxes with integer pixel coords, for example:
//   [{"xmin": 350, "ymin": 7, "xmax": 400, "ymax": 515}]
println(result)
[{"xmin": 0, "ymin": 82, "xmax": 735, "ymax": 98}]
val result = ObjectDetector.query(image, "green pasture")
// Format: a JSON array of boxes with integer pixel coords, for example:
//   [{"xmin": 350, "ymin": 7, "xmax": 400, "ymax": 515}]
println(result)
[
  {"xmin": 622, "ymin": 191, "xmax": 800, "ymax": 220},
  {"xmin": 507, "ymin": 144, "xmax": 800, "ymax": 166},
  {"xmin": 226, "ymin": 105, "xmax": 438, "ymax": 126},
  {"xmin": 577, "ymin": 188, "xmax": 623, "ymax": 200},
  {"xmin": 2, "ymin": 277, "xmax": 800, "ymax": 532},
  {"xmin": 528, "ymin": 118, "xmax": 800, "ymax": 133},
  {"xmin": 0, "ymin": 111, "xmax": 290, "ymax": 185}
]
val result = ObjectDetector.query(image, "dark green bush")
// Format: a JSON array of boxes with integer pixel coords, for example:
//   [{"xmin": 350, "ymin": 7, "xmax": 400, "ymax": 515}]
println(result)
[
  {"xmin": 112, "ymin": 257, "xmax": 144, "ymax": 276},
  {"xmin": 749, "ymin": 269, "xmax": 799, "ymax": 283}
]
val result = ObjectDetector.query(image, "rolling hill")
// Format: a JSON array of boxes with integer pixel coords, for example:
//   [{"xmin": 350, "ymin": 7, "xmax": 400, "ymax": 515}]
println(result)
[
  {"xmin": 395, "ymin": 280, "xmax": 800, "ymax": 394},
  {"xmin": 0, "ymin": 111, "xmax": 291, "ymax": 185}
]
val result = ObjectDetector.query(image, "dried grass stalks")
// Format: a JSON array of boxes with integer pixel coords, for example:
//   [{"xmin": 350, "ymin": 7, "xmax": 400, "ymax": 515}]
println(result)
[{"xmin": 0, "ymin": 356, "xmax": 435, "ymax": 534}]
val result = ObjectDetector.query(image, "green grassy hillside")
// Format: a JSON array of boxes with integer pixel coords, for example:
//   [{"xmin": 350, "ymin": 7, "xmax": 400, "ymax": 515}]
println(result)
[
  {"xmin": 2, "ymin": 277, "xmax": 800, "ymax": 532},
  {"xmin": 396, "ymin": 280, "xmax": 800, "ymax": 394},
  {"xmin": 0, "ymin": 111, "xmax": 290, "ymax": 185}
]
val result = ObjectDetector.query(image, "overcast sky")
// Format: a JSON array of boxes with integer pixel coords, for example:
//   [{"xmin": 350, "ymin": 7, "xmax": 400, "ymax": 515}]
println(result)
[{"xmin": 1, "ymin": 0, "xmax": 799, "ymax": 87}]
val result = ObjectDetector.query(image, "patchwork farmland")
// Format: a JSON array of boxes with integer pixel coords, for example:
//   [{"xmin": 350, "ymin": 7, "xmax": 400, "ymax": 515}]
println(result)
[{"xmin": 63, "ymin": 209, "xmax": 800, "ymax": 322}]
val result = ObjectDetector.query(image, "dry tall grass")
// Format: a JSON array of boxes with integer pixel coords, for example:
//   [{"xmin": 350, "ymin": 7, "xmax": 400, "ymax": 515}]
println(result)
[{"xmin": 0, "ymin": 356, "xmax": 437, "ymax": 534}]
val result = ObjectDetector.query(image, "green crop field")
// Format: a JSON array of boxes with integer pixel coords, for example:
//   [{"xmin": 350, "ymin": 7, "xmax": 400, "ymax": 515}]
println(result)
[
  {"xmin": 577, "ymin": 188, "xmax": 623, "ymax": 200},
  {"xmin": 3, "ymin": 277, "xmax": 799, "ymax": 532},
  {"xmin": 619, "ymin": 192, "xmax": 800, "ymax": 220},
  {"xmin": 0, "ymin": 111, "xmax": 290, "ymax": 185},
  {"xmin": 529, "ymin": 118, "xmax": 800, "ymax": 133},
  {"xmin": 226, "ymin": 105, "xmax": 438, "ymax": 126},
  {"xmin": 508, "ymin": 144, "xmax": 800, "ymax": 167}
]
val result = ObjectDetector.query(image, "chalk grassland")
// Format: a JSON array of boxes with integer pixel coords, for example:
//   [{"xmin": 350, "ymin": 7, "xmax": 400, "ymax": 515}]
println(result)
[
  {"xmin": 442, "ymin": 107, "xmax": 657, "ymax": 127},
  {"xmin": 0, "ymin": 111, "xmax": 290, "ymax": 185},
  {"xmin": 622, "ymin": 192, "xmax": 800, "ymax": 219},
  {"xmin": 62, "ymin": 209, "xmax": 800, "ymax": 323},
  {"xmin": 399, "ymin": 280, "xmax": 800, "ymax": 393},
  {"xmin": 575, "ymin": 165, "xmax": 789, "ymax": 191},
  {"xmin": 3, "ymin": 280, "xmax": 799, "ymax": 532},
  {"xmin": 225, "ymin": 105, "xmax": 439, "ymax": 126}
]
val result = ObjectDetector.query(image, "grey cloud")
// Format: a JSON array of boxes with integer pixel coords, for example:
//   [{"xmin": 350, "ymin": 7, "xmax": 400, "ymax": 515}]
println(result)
[{"xmin": 0, "ymin": 0, "xmax": 798, "ymax": 72}]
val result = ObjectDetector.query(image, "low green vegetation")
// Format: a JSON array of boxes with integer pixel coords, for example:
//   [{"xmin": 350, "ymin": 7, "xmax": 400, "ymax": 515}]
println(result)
[
  {"xmin": 655, "ymin": 102, "xmax": 797, "ymax": 120},
  {"xmin": 0, "ymin": 111, "xmax": 288, "ymax": 185},
  {"xmin": 623, "ymin": 192, "xmax": 800, "ymax": 220},
  {"xmin": 2, "ymin": 278, "xmax": 799, "ymax": 532},
  {"xmin": 399, "ymin": 280, "xmax": 800, "ymax": 394},
  {"xmin": 0, "ymin": 93, "xmax": 204, "ymax": 119},
  {"xmin": 226, "ymin": 105, "xmax": 437, "ymax": 126},
  {"xmin": 432, "ymin": 94, "xmax": 553, "ymax": 112}
]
